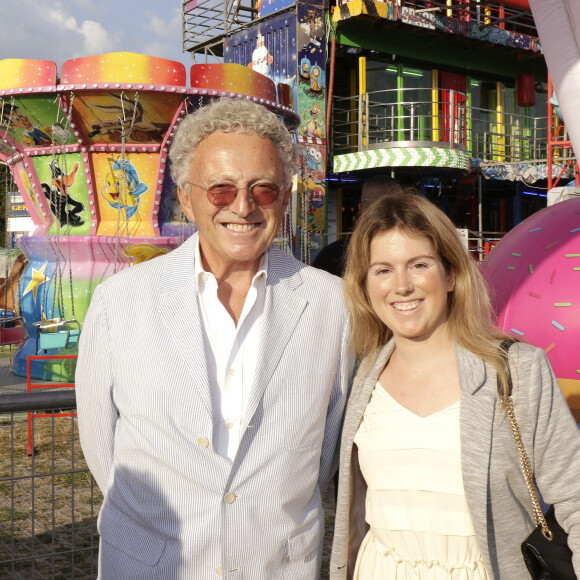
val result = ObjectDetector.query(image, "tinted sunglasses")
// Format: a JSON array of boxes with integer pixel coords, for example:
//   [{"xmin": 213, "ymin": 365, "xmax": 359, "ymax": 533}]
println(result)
[{"xmin": 187, "ymin": 182, "xmax": 282, "ymax": 207}]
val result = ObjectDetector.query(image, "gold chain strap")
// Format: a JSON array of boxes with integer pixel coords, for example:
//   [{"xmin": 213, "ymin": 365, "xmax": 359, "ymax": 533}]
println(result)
[{"xmin": 502, "ymin": 396, "xmax": 553, "ymax": 541}]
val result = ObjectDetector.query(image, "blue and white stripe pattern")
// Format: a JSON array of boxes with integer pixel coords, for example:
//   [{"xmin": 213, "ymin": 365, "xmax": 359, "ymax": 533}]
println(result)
[{"xmin": 76, "ymin": 234, "xmax": 354, "ymax": 579}]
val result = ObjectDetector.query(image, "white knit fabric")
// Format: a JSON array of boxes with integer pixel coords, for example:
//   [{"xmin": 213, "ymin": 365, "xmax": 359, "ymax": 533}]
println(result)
[{"xmin": 353, "ymin": 382, "xmax": 489, "ymax": 579}]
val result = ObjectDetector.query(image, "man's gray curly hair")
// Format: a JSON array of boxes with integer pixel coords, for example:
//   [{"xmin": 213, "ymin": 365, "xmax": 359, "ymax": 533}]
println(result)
[{"xmin": 169, "ymin": 97, "xmax": 298, "ymax": 189}]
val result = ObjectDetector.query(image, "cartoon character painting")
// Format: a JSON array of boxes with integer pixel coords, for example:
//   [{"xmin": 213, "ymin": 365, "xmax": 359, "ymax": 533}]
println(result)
[
  {"xmin": 310, "ymin": 66, "xmax": 323, "ymax": 94},
  {"xmin": 87, "ymin": 93, "xmax": 170, "ymax": 143},
  {"xmin": 101, "ymin": 158, "xmax": 148, "ymax": 218},
  {"xmin": 41, "ymin": 159, "xmax": 85, "ymax": 227},
  {"xmin": 248, "ymin": 33, "xmax": 274, "ymax": 76},
  {"xmin": 299, "ymin": 103, "xmax": 325, "ymax": 139},
  {"xmin": 305, "ymin": 146, "xmax": 323, "ymax": 171},
  {"xmin": 298, "ymin": 9, "xmax": 324, "ymax": 51},
  {"xmin": 0, "ymin": 104, "xmax": 52, "ymax": 147}
]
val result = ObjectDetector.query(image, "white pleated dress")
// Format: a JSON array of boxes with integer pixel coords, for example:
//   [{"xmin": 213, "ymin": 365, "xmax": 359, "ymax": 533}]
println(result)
[{"xmin": 353, "ymin": 382, "xmax": 489, "ymax": 579}]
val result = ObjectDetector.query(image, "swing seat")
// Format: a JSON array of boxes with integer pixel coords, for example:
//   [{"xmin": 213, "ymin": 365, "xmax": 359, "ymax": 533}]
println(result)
[
  {"xmin": 0, "ymin": 310, "xmax": 17, "ymax": 327},
  {"xmin": 35, "ymin": 320, "xmax": 80, "ymax": 350},
  {"xmin": 0, "ymin": 315, "xmax": 25, "ymax": 346}
]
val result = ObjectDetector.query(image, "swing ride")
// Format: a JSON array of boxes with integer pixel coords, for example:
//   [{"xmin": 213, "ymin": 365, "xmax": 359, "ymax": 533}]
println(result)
[{"xmin": 0, "ymin": 53, "xmax": 298, "ymax": 380}]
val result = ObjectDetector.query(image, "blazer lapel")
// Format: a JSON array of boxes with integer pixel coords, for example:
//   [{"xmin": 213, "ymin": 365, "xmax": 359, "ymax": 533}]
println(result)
[
  {"xmin": 456, "ymin": 343, "xmax": 497, "ymax": 568},
  {"xmin": 156, "ymin": 235, "xmax": 213, "ymax": 416},
  {"xmin": 240, "ymin": 251, "xmax": 308, "ymax": 434}
]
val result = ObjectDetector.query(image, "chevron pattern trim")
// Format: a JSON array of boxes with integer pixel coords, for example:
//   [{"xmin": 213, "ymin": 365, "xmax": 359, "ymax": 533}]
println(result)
[{"xmin": 333, "ymin": 147, "xmax": 471, "ymax": 172}]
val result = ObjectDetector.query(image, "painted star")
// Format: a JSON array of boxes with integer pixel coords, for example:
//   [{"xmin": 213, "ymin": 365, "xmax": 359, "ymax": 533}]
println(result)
[{"xmin": 23, "ymin": 264, "xmax": 48, "ymax": 303}]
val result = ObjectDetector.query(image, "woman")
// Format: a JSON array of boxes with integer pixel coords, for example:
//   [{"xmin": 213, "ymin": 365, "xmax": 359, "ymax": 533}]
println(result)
[{"xmin": 330, "ymin": 192, "xmax": 580, "ymax": 578}]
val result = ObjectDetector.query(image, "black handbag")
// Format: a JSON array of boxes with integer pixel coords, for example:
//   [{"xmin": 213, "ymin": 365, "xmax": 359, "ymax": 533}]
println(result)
[
  {"xmin": 522, "ymin": 505, "xmax": 575, "ymax": 580},
  {"xmin": 498, "ymin": 340, "xmax": 576, "ymax": 580}
]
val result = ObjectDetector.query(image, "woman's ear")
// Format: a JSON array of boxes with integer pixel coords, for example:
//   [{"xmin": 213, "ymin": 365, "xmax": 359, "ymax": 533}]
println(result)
[{"xmin": 447, "ymin": 269, "xmax": 456, "ymax": 292}]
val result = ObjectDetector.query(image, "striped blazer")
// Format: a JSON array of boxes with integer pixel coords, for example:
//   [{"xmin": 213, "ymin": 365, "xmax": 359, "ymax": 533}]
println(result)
[{"xmin": 76, "ymin": 234, "xmax": 353, "ymax": 579}]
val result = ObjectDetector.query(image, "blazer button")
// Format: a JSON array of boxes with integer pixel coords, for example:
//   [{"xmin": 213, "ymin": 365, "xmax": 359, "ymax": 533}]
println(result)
[
  {"xmin": 215, "ymin": 565, "xmax": 222, "ymax": 575},
  {"xmin": 197, "ymin": 437, "xmax": 209, "ymax": 448},
  {"xmin": 224, "ymin": 492, "xmax": 236, "ymax": 504}
]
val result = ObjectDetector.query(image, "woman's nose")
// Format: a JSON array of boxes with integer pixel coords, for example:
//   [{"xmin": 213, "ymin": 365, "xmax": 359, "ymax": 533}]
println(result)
[{"xmin": 394, "ymin": 270, "xmax": 413, "ymax": 294}]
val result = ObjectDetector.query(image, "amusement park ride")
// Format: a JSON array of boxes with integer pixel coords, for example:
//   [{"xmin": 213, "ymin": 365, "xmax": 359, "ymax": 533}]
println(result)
[
  {"xmin": 0, "ymin": 54, "xmax": 297, "ymax": 381},
  {"xmin": 0, "ymin": 0, "xmax": 578, "ymax": 418}
]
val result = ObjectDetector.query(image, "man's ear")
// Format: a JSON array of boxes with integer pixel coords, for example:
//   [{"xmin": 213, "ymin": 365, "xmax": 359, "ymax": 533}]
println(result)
[
  {"xmin": 177, "ymin": 186, "xmax": 195, "ymax": 223},
  {"xmin": 282, "ymin": 185, "xmax": 292, "ymax": 211}
]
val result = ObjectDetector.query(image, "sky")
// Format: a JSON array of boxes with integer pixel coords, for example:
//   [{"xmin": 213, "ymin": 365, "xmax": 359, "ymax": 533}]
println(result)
[{"xmin": 0, "ymin": 0, "xmax": 194, "ymax": 72}]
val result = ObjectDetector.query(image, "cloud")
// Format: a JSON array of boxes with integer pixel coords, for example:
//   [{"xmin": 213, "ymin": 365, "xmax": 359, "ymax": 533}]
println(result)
[
  {"xmin": 0, "ymin": 0, "xmax": 188, "ymax": 69},
  {"xmin": 145, "ymin": 9, "xmax": 182, "ymax": 41},
  {"xmin": 0, "ymin": 0, "xmax": 117, "ymax": 64},
  {"xmin": 80, "ymin": 20, "xmax": 115, "ymax": 56}
]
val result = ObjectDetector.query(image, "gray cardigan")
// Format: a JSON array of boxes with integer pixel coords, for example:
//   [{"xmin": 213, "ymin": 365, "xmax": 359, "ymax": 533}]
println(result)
[{"xmin": 330, "ymin": 339, "xmax": 580, "ymax": 579}]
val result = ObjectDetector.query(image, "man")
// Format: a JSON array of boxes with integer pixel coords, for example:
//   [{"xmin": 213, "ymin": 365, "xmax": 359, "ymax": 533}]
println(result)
[
  {"xmin": 76, "ymin": 97, "xmax": 352, "ymax": 579},
  {"xmin": 312, "ymin": 176, "xmax": 402, "ymax": 276}
]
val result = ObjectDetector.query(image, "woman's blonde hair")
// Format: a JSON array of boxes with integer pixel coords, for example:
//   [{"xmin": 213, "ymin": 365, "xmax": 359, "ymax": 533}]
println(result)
[{"xmin": 344, "ymin": 189, "xmax": 513, "ymax": 398}]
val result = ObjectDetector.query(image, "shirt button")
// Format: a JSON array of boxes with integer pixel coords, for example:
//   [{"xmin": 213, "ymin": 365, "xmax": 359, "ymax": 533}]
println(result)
[
  {"xmin": 225, "ymin": 421, "xmax": 233, "ymax": 429},
  {"xmin": 227, "ymin": 369, "xmax": 235, "ymax": 376},
  {"xmin": 215, "ymin": 565, "xmax": 222, "ymax": 575},
  {"xmin": 224, "ymin": 492, "xmax": 236, "ymax": 504},
  {"xmin": 197, "ymin": 437, "xmax": 209, "ymax": 448}
]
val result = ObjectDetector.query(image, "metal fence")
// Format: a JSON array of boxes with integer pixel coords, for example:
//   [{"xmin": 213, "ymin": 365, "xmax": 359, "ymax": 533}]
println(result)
[{"xmin": 0, "ymin": 391, "xmax": 101, "ymax": 579}]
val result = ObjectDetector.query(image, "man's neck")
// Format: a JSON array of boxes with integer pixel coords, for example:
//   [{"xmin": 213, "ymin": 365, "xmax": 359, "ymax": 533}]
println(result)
[{"xmin": 199, "ymin": 248, "xmax": 266, "ymax": 326}]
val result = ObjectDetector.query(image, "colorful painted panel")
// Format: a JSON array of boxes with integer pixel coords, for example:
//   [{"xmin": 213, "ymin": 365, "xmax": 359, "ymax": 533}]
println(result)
[
  {"xmin": 190, "ymin": 63, "xmax": 277, "ymax": 102},
  {"xmin": 72, "ymin": 91, "xmax": 180, "ymax": 144},
  {"xmin": 93, "ymin": 152, "xmax": 158, "ymax": 237},
  {"xmin": 478, "ymin": 161, "xmax": 575, "ymax": 183},
  {"xmin": 60, "ymin": 53, "xmax": 187, "ymax": 87},
  {"xmin": 14, "ymin": 163, "xmax": 45, "ymax": 228},
  {"xmin": 15, "ymin": 235, "xmax": 179, "ymax": 381},
  {"xmin": 0, "ymin": 95, "xmax": 71, "ymax": 149},
  {"xmin": 32, "ymin": 153, "xmax": 91, "ymax": 235},
  {"xmin": 158, "ymin": 163, "xmax": 197, "ymax": 238},
  {"xmin": 224, "ymin": 12, "xmax": 298, "ymax": 113},
  {"xmin": 0, "ymin": 59, "xmax": 57, "ymax": 90},
  {"xmin": 332, "ymin": 1, "xmax": 539, "ymax": 52},
  {"xmin": 298, "ymin": 141, "xmax": 327, "ymax": 231},
  {"xmin": 297, "ymin": 4, "xmax": 326, "ymax": 141},
  {"xmin": 333, "ymin": 147, "xmax": 471, "ymax": 172}
]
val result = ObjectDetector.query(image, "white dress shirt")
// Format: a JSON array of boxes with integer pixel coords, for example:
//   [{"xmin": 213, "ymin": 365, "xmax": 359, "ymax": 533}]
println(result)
[{"xmin": 195, "ymin": 238, "xmax": 267, "ymax": 461}]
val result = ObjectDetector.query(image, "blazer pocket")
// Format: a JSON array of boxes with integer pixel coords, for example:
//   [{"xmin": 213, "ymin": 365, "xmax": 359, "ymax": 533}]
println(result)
[
  {"xmin": 286, "ymin": 510, "xmax": 324, "ymax": 561},
  {"xmin": 99, "ymin": 510, "xmax": 167, "ymax": 566}
]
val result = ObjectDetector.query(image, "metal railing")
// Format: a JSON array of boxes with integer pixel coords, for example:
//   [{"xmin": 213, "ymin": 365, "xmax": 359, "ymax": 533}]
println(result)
[
  {"xmin": 331, "ymin": 88, "xmax": 549, "ymax": 163},
  {"xmin": 0, "ymin": 391, "xmax": 101, "ymax": 579}
]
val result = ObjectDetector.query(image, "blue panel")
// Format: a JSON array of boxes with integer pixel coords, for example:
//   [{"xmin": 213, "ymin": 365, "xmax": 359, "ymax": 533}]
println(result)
[{"xmin": 224, "ymin": 13, "xmax": 298, "ymax": 113}]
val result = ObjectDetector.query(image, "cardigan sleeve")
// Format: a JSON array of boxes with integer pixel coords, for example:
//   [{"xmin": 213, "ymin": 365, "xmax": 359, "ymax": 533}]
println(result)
[{"xmin": 512, "ymin": 343, "xmax": 580, "ymax": 574}]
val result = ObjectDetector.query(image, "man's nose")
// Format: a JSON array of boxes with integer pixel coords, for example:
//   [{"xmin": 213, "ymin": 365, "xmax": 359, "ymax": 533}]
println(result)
[{"xmin": 228, "ymin": 187, "xmax": 256, "ymax": 217}]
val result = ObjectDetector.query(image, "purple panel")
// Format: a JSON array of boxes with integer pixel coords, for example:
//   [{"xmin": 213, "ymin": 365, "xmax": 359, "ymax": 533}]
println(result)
[{"xmin": 224, "ymin": 13, "xmax": 298, "ymax": 114}]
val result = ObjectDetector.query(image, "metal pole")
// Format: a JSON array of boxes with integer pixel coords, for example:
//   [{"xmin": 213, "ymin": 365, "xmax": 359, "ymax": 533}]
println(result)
[{"xmin": 478, "ymin": 173, "xmax": 483, "ymax": 260}]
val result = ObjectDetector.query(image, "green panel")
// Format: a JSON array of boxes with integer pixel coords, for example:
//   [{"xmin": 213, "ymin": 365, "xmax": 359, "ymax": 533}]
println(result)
[
  {"xmin": 332, "ymin": 20, "xmax": 547, "ymax": 81},
  {"xmin": 32, "ymin": 153, "xmax": 91, "ymax": 235}
]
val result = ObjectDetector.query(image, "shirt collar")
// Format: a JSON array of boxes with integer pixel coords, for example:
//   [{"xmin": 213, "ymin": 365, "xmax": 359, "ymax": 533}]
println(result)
[{"xmin": 194, "ymin": 235, "xmax": 269, "ymax": 287}]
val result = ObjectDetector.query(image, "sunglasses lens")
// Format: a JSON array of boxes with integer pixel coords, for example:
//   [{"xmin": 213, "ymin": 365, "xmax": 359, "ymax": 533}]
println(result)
[
  {"xmin": 205, "ymin": 183, "xmax": 280, "ymax": 207},
  {"xmin": 250, "ymin": 183, "xmax": 280, "ymax": 205},
  {"xmin": 206, "ymin": 184, "xmax": 237, "ymax": 207}
]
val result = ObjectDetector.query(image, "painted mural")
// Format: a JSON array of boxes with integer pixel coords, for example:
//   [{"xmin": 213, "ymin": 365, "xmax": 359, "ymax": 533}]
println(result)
[
  {"xmin": 297, "ymin": 3, "xmax": 327, "ymax": 233},
  {"xmin": 0, "ymin": 54, "xmax": 298, "ymax": 380},
  {"xmin": 224, "ymin": 10, "xmax": 298, "ymax": 111}
]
